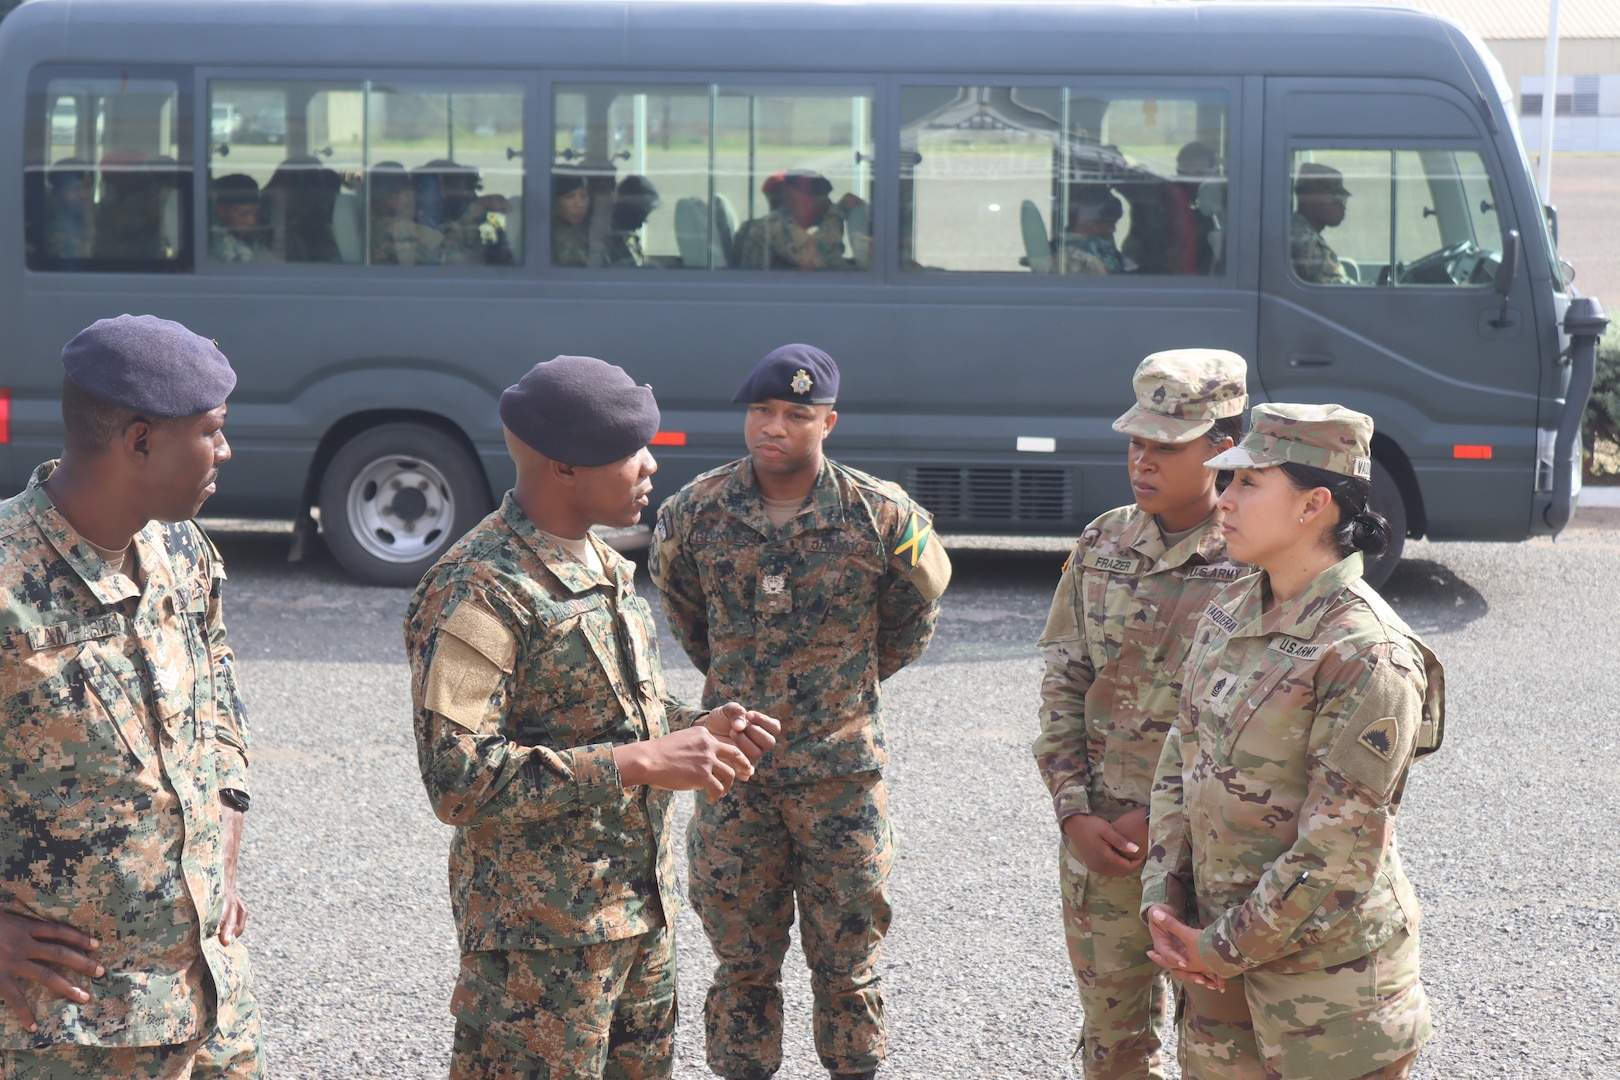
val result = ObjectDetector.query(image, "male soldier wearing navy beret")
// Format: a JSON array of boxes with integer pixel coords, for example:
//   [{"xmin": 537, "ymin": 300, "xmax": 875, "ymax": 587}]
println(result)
[
  {"xmin": 404, "ymin": 354, "xmax": 783, "ymax": 1080},
  {"xmin": 0, "ymin": 314, "xmax": 261, "ymax": 1078},
  {"xmin": 650, "ymin": 344, "xmax": 951, "ymax": 1080}
]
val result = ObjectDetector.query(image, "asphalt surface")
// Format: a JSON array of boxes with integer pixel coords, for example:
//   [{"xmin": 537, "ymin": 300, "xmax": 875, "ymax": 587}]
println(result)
[{"xmin": 211, "ymin": 510, "xmax": 1620, "ymax": 1079}]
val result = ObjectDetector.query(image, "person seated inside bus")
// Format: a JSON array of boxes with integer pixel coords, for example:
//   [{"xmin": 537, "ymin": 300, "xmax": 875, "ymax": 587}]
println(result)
[
  {"xmin": 1291, "ymin": 163, "xmax": 1354, "ymax": 284},
  {"xmin": 1055, "ymin": 191, "xmax": 1133, "ymax": 275},
  {"xmin": 369, "ymin": 161, "xmax": 442, "ymax": 266},
  {"xmin": 262, "ymin": 156, "xmax": 345, "ymax": 262},
  {"xmin": 210, "ymin": 173, "xmax": 278, "ymax": 263},
  {"xmin": 414, "ymin": 159, "xmax": 514, "ymax": 266},
  {"xmin": 1159, "ymin": 140, "xmax": 1219, "ymax": 275},
  {"xmin": 731, "ymin": 168, "xmax": 864, "ymax": 271},
  {"xmin": 605, "ymin": 174, "xmax": 659, "ymax": 268},
  {"xmin": 44, "ymin": 157, "xmax": 95, "ymax": 264},
  {"xmin": 94, "ymin": 149, "xmax": 178, "ymax": 262},
  {"xmin": 552, "ymin": 169, "xmax": 591, "ymax": 267}
]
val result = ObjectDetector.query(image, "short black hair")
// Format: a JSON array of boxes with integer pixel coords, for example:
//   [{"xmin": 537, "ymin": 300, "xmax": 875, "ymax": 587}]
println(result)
[{"xmin": 61, "ymin": 375, "xmax": 140, "ymax": 455}]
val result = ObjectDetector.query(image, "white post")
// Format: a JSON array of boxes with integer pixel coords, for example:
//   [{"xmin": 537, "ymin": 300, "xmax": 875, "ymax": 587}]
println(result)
[{"xmin": 1536, "ymin": 0, "xmax": 1562, "ymax": 200}]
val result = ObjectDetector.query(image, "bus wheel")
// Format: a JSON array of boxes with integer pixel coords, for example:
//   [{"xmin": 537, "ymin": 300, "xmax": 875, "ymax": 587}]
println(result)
[
  {"xmin": 317, "ymin": 423, "xmax": 490, "ymax": 587},
  {"xmin": 1362, "ymin": 458, "xmax": 1407, "ymax": 590}
]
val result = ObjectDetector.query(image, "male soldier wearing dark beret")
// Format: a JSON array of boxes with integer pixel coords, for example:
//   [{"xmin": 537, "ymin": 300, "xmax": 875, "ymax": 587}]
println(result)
[
  {"xmin": 0, "ymin": 314, "xmax": 261, "ymax": 1078},
  {"xmin": 650, "ymin": 344, "xmax": 951, "ymax": 1080},
  {"xmin": 404, "ymin": 354, "xmax": 783, "ymax": 1080}
]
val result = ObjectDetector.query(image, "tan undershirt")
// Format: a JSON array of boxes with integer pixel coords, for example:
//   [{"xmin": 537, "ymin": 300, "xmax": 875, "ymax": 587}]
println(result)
[
  {"xmin": 537, "ymin": 527, "xmax": 604, "ymax": 577},
  {"xmin": 85, "ymin": 536, "xmax": 138, "ymax": 582},
  {"xmin": 1156, "ymin": 512, "xmax": 1212, "ymax": 552},
  {"xmin": 762, "ymin": 494, "xmax": 807, "ymax": 529}
]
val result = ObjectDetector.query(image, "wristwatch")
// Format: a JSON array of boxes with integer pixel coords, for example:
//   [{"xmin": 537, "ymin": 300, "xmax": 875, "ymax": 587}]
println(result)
[{"xmin": 219, "ymin": 788, "xmax": 252, "ymax": 813}]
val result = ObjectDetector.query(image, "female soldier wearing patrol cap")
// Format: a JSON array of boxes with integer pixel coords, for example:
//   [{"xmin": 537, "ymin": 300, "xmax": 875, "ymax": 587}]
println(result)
[
  {"xmin": 1033, "ymin": 348, "xmax": 1258, "ymax": 1080},
  {"xmin": 1141, "ymin": 404, "xmax": 1444, "ymax": 1080}
]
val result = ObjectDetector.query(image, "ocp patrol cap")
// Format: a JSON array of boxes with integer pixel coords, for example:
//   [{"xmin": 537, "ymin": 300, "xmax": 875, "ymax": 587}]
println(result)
[
  {"xmin": 1204, "ymin": 402, "xmax": 1373, "ymax": 479},
  {"xmin": 731, "ymin": 343, "xmax": 839, "ymax": 405},
  {"xmin": 1111, "ymin": 348, "xmax": 1248, "ymax": 443}
]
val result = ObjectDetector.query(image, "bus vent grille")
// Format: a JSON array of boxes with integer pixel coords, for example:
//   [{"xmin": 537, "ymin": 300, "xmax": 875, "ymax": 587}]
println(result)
[{"xmin": 907, "ymin": 467, "xmax": 1071, "ymax": 524}]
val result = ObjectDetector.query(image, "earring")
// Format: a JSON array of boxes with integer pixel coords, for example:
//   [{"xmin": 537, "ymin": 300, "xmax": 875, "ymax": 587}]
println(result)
[{"xmin": 1299, "ymin": 516, "xmax": 1305, "ymax": 523}]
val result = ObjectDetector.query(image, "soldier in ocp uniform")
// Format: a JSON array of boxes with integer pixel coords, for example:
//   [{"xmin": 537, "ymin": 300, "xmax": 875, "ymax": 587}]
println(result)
[
  {"xmin": 405, "ymin": 355, "xmax": 781, "ymax": 1080},
  {"xmin": 649, "ymin": 344, "xmax": 950, "ymax": 1080},
  {"xmin": 1289, "ymin": 164, "xmax": 1354, "ymax": 285},
  {"xmin": 1033, "ymin": 349, "xmax": 1258, "ymax": 1080},
  {"xmin": 0, "ymin": 315, "xmax": 261, "ymax": 1078},
  {"xmin": 1142, "ymin": 404, "xmax": 1444, "ymax": 1080}
]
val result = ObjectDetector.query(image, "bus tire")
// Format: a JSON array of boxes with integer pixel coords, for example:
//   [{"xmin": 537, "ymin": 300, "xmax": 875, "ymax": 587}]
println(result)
[
  {"xmin": 317, "ymin": 422, "xmax": 490, "ymax": 587},
  {"xmin": 1362, "ymin": 457, "xmax": 1407, "ymax": 590}
]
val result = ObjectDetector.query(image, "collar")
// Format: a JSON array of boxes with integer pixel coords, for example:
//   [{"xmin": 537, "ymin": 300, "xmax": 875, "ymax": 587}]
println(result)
[
  {"xmin": 22, "ymin": 461, "xmax": 149, "ymax": 606},
  {"xmin": 719, "ymin": 457, "xmax": 846, "ymax": 540},
  {"xmin": 1119, "ymin": 507, "xmax": 1224, "ymax": 574},
  {"xmin": 502, "ymin": 493, "xmax": 624, "ymax": 596},
  {"xmin": 1228, "ymin": 553, "xmax": 1365, "ymax": 641}
]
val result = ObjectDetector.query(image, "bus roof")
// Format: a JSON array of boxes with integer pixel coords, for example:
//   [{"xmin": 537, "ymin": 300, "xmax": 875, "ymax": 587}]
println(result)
[{"xmin": 2, "ymin": 0, "xmax": 1491, "ymax": 90}]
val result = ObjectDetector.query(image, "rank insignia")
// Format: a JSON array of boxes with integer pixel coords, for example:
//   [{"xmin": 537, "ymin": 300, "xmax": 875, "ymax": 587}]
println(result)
[
  {"xmin": 791, "ymin": 369, "xmax": 813, "ymax": 395},
  {"xmin": 762, "ymin": 573, "xmax": 786, "ymax": 595},
  {"xmin": 893, "ymin": 511, "xmax": 932, "ymax": 567},
  {"xmin": 1358, "ymin": 717, "xmax": 1399, "ymax": 761}
]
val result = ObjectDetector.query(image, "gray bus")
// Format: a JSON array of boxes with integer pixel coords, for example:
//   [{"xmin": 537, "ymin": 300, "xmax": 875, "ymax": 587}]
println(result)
[{"xmin": 0, "ymin": 0, "xmax": 1606, "ymax": 585}]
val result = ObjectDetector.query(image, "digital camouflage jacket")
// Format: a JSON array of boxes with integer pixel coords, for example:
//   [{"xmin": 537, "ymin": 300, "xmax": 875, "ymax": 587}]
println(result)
[
  {"xmin": 649, "ymin": 457, "xmax": 950, "ymax": 785},
  {"xmin": 1142, "ymin": 554, "xmax": 1445, "ymax": 978},
  {"xmin": 1034, "ymin": 505, "xmax": 1249, "ymax": 824},
  {"xmin": 0, "ymin": 462, "xmax": 250, "ymax": 1048},
  {"xmin": 406, "ymin": 494, "xmax": 704, "ymax": 952}
]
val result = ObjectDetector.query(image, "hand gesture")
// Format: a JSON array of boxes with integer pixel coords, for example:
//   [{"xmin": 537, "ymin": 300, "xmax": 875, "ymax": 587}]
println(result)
[
  {"xmin": 220, "ymin": 805, "xmax": 249, "ymax": 946},
  {"xmin": 0, "ymin": 913, "xmax": 104, "ymax": 1031},
  {"xmin": 1062, "ymin": 809, "xmax": 1147, "ymax": 876},
  {"xmin": 701, "ymin": 702, "xmax": 782, "ymax": 765},
  {"xmin": 613, "ymin": 726, "xmax": 754, "ymax": 803},
  {"xmin": 1146, "ymin": 904, "xmax": 1226, "ymax": 992}
]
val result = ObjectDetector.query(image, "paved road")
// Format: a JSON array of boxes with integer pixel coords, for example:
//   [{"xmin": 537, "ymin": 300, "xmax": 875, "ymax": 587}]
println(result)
[{"xmin": 214, "ymin": 512, "xmax": 1620, "ymax": 1079}]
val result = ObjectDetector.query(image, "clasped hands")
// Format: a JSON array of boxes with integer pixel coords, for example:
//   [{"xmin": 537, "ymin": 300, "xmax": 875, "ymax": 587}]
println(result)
[{"xmin": 612, "ymin": 702, "xmax": 781, "ymax": 803}]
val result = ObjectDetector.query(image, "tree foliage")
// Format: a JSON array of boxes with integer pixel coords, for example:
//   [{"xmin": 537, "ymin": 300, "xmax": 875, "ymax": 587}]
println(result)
[{"xmin": 1586, "ymin": 341, "xmax": 1620, "ymax": 476}]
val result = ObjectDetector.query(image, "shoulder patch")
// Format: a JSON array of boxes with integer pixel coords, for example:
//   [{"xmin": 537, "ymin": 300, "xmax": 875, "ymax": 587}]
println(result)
[
  {"xmin": 893, "ymin": 510, "xmax": 934, "ymax": 567},
  {"xmin": 1268, "ymin": 638, "xmax": 1329, "ymax": 662},
  {"xmin": 1205, "ymin": 600, "xmax": 1239, "ymax": 635},
  {"xmin": 909, "ymin": 532, "xmax": 951, "ymax": 602},
  {"xmin": 1323, "ymin": 662, "xmax": 1421, "ymax": 803},
  {"xmin": 1357, "ymin": 717, "xmax": 1400, "ymax": 762},
  {"xmin": 441, "ymin": 602, "xmax": 517, "ymax": 673}
]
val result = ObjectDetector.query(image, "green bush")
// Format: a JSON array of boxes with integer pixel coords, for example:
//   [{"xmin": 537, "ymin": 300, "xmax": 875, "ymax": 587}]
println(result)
[{"xmin": 1587, "ymin": 341, "xmax": 1620, "ymax": 477}]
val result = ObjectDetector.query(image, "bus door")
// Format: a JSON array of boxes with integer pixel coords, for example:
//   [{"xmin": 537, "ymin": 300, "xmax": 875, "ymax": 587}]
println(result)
[{"xmin": 1258, "ymin": 78, "xmax": 1540, "ymax": 540}]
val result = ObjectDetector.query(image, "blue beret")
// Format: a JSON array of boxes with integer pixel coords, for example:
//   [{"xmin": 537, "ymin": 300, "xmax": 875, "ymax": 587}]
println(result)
[
  {"xmin": 499, "ymin": 355, "xmax": 660, "ymax": 466},
  {"xmin": 731, "ymin": 343, "xmax": 839, "ymax": 406},
  {"xmin": 61, "ymin": 314, "xmax": 236, "ymax": 418}
]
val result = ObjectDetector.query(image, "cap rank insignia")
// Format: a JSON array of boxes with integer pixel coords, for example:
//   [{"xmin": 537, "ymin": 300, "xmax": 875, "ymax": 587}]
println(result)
[
  {"xmin": 791, "ymin": 369, "xmax": 813, "ymax": 395},
  {"xmin": 1357, "ymin": 717, "xmax": 1399, "ymax": 761},
  {"xmin": 894, "ymin": 511, "xmax": 932, "ymax": 567}
]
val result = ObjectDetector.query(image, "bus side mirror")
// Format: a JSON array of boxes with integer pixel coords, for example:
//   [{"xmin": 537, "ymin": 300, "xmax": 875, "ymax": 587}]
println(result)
[
  {"xmin": 1544, "ymin": 203, "xmax": 1558, "ymax": 246},
  {"xmin": 1492, "ymin": 229, "xmax": 1520, "ymax": 328}
]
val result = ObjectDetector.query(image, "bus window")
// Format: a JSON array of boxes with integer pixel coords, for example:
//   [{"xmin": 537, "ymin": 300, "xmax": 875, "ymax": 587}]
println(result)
[
  {"xmin": 24, "ymin": 71, "xmax": 192, "ymax": 273},
  {"xmin": 900, "ymin": 86, "xmax": 1228, "ymax": 276},
  {"xmin": 209, "ymin": 79, "xmax": 523, "ymax": 267},
  {"xmin": 550, "ymin": 83, "xmax": 873, "ymax": 271},
  {"xmin": 1289, "ymin": 149, "xmax": 1506, "ymax": 287}
]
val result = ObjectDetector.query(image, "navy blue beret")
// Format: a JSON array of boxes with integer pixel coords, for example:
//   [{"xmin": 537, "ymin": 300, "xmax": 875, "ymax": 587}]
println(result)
[
  {"xmin": 61, "ymin": 314, "xmax": 236, "ymax": 418},
  {"xmin": 499, "ymin": 355, "xmax": 660, "ymax": 466},
  {"xmin": 731, "ymin": 343, "xmax": 839, "ymax": 406}
]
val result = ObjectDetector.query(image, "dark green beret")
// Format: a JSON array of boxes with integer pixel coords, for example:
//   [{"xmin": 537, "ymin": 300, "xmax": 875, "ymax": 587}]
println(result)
[
  {"xmin": 499, "ymin": 355, "xmax": 660, "ymax": 466},
  {"xmin": 61, "ymin": 314, "xmax": 236, "ymax": 417}
]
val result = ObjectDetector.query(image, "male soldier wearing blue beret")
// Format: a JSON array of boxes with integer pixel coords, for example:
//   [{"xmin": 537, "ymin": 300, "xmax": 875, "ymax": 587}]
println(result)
[
  {"xmin": 405, "ymin": 354, "xmax": 783, "ymax": 1080},
  {"xmin": 0, "ymin": 314, "xmax": 261, "ymax": 1078},
  {"xmin": 650, "ymin": 344, "xmax": 951, "ymax": 1080}
]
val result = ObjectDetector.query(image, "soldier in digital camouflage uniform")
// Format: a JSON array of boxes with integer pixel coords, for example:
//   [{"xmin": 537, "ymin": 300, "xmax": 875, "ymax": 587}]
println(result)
[
  {"xmin": 1289, "ymin": 164, "xmax": 1354, "ymax": 285},
  {"xmin": 406, "ymin": 354, "xmax": 780, "ymax": 1080},
  {"xmin": 649, "ymin": 344, "xmax": 950, "ymax": 1080},
  {"xmin": 1142, "ymin": 404, "xmax": 1444, "ymax": 1080},
  {"xmin": 1033, "ymin": 349, "xmax": 1256, "ymax": 1080},
  {"xmin": 0, "ymin": 314, "xmax": 260, "ymax": 1079},
  {"xmin": 731, "ymin": 172, "xmax": 863, "ymax": 271}
]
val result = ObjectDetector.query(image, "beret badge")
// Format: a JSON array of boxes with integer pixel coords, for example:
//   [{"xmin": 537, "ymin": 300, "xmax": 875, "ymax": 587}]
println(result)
[{"xmin": 791, "ymin": 369, "xmax": 813, "ymax": 395}]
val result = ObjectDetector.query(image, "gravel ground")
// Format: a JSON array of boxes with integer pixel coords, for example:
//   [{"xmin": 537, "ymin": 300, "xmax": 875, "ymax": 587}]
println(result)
[{"xmin": 210, "ymin": 510, "xmax": 1620, "ymax": 1079}]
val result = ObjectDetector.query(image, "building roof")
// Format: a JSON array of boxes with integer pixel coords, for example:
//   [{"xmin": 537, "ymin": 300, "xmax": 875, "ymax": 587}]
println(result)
[{"xmin": 1353, "ymin": 0, "xmax": 1620, "ymax": 40}]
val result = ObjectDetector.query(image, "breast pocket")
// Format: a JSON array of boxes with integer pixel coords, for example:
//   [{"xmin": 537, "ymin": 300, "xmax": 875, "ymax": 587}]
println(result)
[
  {"xmin": 620, "ymin": 593, "xmax": 669, "ymax": 709},
  {"xmin": 5, "ymin": 631, "xmax": 157, "ymax": 812}
]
